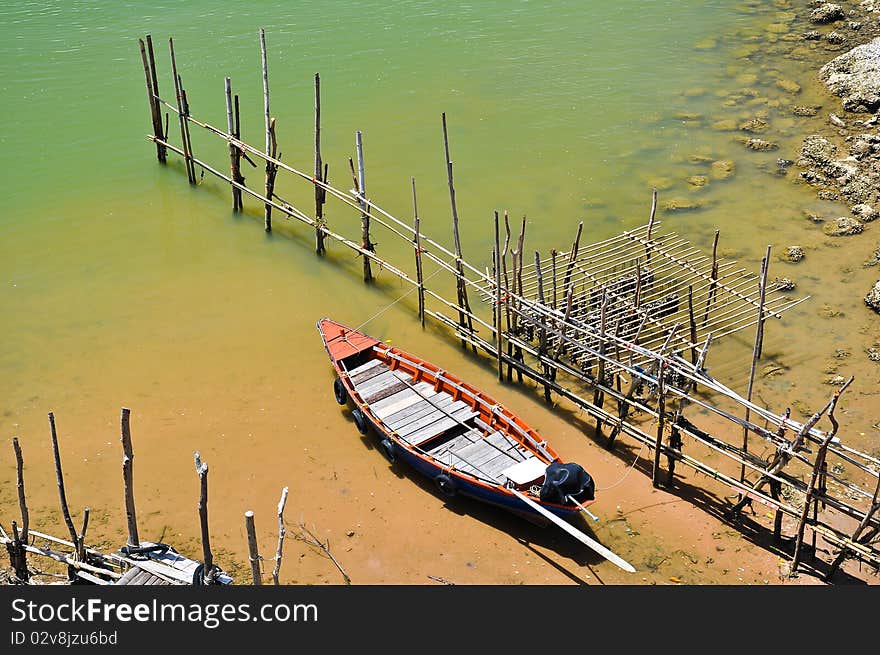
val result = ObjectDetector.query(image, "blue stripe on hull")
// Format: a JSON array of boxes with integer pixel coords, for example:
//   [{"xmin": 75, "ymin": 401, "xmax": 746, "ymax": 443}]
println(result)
[{"xmin": 394, "ymin": 444, "xmax": 576, "ymax": 522}]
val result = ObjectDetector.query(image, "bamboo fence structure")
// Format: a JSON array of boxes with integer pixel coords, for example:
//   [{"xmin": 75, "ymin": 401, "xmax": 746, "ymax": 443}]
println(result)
[{"xmin": 126, "ymin": 32, "xmax": 880, "ymax": 579}]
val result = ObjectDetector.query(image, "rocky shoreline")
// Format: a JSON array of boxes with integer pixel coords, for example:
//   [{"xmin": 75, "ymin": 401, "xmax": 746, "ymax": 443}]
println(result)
[{"xmin": 792, "ymin": 2, "xmax": 880, "ymax": 311}]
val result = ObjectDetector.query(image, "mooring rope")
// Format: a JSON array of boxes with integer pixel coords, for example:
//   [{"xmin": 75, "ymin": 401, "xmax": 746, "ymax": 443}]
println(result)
[
  {"xmin": 354, "ymin": 267, "xmax": 444, "ymax": 332},
  {"xmin": 596, "ymin": 440, "xmax": 647, "ymax": 492}
]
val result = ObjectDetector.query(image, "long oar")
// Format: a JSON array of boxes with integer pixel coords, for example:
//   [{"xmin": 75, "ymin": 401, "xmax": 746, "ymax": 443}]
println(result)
[{"xmin": 510, "ymin": 488, "xmax": 636, "ymax": 573}]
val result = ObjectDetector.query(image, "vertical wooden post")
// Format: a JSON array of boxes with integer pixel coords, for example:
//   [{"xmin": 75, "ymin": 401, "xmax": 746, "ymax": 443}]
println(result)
[
  {"xmin": 501, "ymin": 213, "xmax": 513, "ymax": 381},
  {"xmin": 652, "ymin": 362, "xmax": 667, "ymax": 487},
  {"xmin": 194, "ymin": 451, "xmax": 214, "ymax": 583},
  {"xmin": 702, "ymin": 229, "xmax": 721, "ymax": 328},
  {"xmin": 146, "ymin": 35, "xmax": 166, "ymax": 163},
  {"xmin": 48, "ymin": 412, "xmax": 79, "ymax": 546},
  {"xmin": 791, "ymin": 377, "xmax": 853, "ymax": 575},
  {"xmin": 593, "ymin": 291, "xmax": 608, "ymax": 438},
  {"xmin": 441, "ymin": 112, "xmax": 476, "ymax": 351},
  {"xmin": 550, "ymin": 249, "xmax": 558, "ymax": 311},
  {"xmin": 119, "ymin": 407, "xmax": 140, "ymax": 548},
  {"xmin": 76, "ymin": 508, "xmax": 90, "ymax": 562},
  {"xmin": 272, "ymin": 487, "xmax": 288, "ymax": 586},
  {"xmin": 260, "ymin": 27, "xmax": 277, "ymax": 233},
  {"xmin": 354, "ymin": 131, "xmax": 374, "ymax": 282},
  {"xmin": 646, "ymin": 188, "xmax": 658, "ymax": 267},
  {"xmin": 10, "ymin": 438, "xmax": 29, "ymax": 581},
  {"xmin": 740, "ymin": 246, "xmax": 771, "ymax": 484},
  {"xmin": 314, "ymin": 72, "xmax": 326, "ymax": 254},
  {"xmin": 535, "ymin": 251, "xmax": 552, "ymax": 402},
  {"xmin": 225, "ymin": 77, "xmax": 243, "ymax": 212},
  {"xmin": 169, "ymin": 37, "xmax": 196, "ymax": 184},
  {"xmin": 412, "ymin": 177, "xmax": 426, "ymax": 328},
  {"xmin": 244, "ymin": 510, "xmax": 262, "ymax": 585},
  {"xmin": 138, "ymin": 37, "xmax": 165, "ymax": 163},
  {"xmin": 512, "ymin": 215, "xmax": 526, "ymax": 382},
  {"xmin": 494, "ymin": 211, "xmax": 503, "ymax": 382}
]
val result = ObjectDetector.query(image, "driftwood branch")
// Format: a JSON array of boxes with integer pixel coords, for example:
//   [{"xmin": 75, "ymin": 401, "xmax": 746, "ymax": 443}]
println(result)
[
  {"xmin": 273, "ymin": 487, "xmax": 288, "ymax": 585},
  {"xmin": 293, "ymin": 521, "xmax": 351, "ymax": 585},
  {"xmin": 48, "ymin": 412, "xmax": 79, "ymax": 547}
]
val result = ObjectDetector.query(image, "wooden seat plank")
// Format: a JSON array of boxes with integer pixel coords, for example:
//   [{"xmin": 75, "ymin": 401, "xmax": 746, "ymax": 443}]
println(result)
[
  {"xmin": 370, "ymin": 382, "xmax": 434, "ymax": 415},
  {"xmin": 348, "ymin": 359, "xmax": 388, "ymax": 385},
  {"xmin": 354, "ymin": 370, "xmax": 397, "ymax": 396},
  {"xmin": 384, "ymin": 396, "xmax": 458, "ymax": 431},
  {"xmin": 404, "ymin": 409, "xmax": 479, "ymax": 446},
  {"xmin": 395, "ymin": 400, "xmax": 467, "ymax": 437},
  {"xmin": 361, "ymin": 380, "xmax": 410, "ymax": 404}
]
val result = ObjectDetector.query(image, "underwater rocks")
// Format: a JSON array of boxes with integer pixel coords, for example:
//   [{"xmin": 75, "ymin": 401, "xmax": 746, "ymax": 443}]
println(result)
[
  {"xmin": 820, "ymin": 37, "xmax": 880, "ymax": 112},
  {"xmin": 822, "ymin": 216, "xmax": 865, "ymax": 235},
  {"xmin": 866, "ymin": 280, "xmax": 880, "ymax": 312},
  {"xmin": 810, "ymin": 3, "xmax": 845, "ymax": 25},
  {"xmin": 784, "ymin": 245, "xmax": 806, "ymax": 262}
]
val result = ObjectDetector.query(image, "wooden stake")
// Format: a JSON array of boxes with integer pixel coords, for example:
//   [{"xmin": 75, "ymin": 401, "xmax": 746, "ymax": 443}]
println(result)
[
  {"xmin": 412, "ymin": 177, "xmax": 425, "ymax": 328},
  {"xmin": 146, "ymin": 35, "xmax": 166, "ymax": 163},
  {"xmin": 791, "ymin": 376, "xmax": 854, "ymax": 575},
  {"xmin": 562, "ymin": 221, "xmax": 583, "ymax": 299},
  {"xmin": 740, "ymin": 246, "xmax": 770, "ymax": 485},
  {"xmin": 646, "ymin": 188, "xmax": 658, "ymax": 266},
  {"xmin": 168, "ymin": 37, "xmax": 196, "ymax": 184},
  {"xmin": 702, "ymin": 229, "xmax": 720, "ymax": 328},
  {"xmin": 652, "ymin": 362, "xmax": 666, "ymax": 487},
  {"xmin": 315, "ymin": 72, "xmax": 326, "ymax": 254},
  {"xmin": 244, "ymin": 510, "xmax": 261, "ymax": 585},
  {"xmin": 120, "ymin": 407, "xmax": 139, "ymax": 548},
  {"xmin": 194, "ymin": 451, "xmax": 213, "ymax": 583},
  {"xmin": 10, "ymin": 438, "xmax": 29, "ymax": 581},
  {"xmin": 494, "ymin": 211, "xmax": 503, "ymax": 382},
  {"xmin": 593, "ymin": 291, "xmax": 608, "ymax": 438},
  {"xmin": 441, "ymin": 113, "xmax": 476, "ymax": 351},
  {"xmin": 224, "ymin": 77, "xmax": 243, "ymax": 212},
  {"xmin": 272, "ymin": 487, "xmax": 288, "ymax": 585},
  {"xmin": 260, "ymin": 27, "xmax": 276, "ymax": 232},
  {"xmin": 138, "ymin": 37, "xmax": 165, "ymax": 163},
  {"xmin": 48, "ymin": 412, "xmax": 79, "ymax": 546},
  {"xmin": 535, "ymin": 251, "xmax": 552, "ymax": 402},
  {"xmin": 354, "ymin": 132, "xmax": 373, "ymax": 282},
  {"xmin": 76, "ymin": 507, "xmax": 90, "ymax": 562}
]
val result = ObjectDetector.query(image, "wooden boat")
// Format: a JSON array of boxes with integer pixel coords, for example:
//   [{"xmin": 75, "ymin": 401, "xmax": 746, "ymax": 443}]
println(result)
[{"xmin": 317, "ymin": 317, "xmax": 635, "ymax": 572}]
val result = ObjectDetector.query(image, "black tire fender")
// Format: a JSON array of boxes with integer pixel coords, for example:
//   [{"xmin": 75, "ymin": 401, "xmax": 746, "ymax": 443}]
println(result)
[
  {"xmin": 352, "ymin": 408, "xmax": 369, "ymax": 435},
  {"xmin": 379, "ymin": 437, "xmax": 396, "ymax": 463},
  {"xmin": 333, "ymin": 377, "xmax": 348, "ymax": 405},
  {"xmin": 434, "ymin": 473, "xmax": 457, "ymax": 497}
]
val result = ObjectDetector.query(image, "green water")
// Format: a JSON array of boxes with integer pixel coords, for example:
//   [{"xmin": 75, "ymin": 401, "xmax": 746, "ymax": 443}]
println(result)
[{"xmin": 1, "ymin": 1, "xmax": 877, "ymax": 580}]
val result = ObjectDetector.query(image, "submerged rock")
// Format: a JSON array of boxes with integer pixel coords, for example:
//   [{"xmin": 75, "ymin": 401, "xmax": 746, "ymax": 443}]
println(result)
[
  {"xmin": 826, "ymin": 31, "xmax": 847, "ymax": 46},
  {"xmin": 866, "ymin": 280, "xmax": 880, "ymax": 313},
  {"xmin": 662, "ymin": 198, "xmax": 703, "ymax": 212},
  {"xmin": 686, "ymin": 175, "xmax": 709, "ymax": 188},
  {"xmin": 740, "ymin": 117, "xmax": 769, "ymax": 133},
  {"xmin": 743, "ymin": 137, "xmax": 779, "ymax": 151},
  {"xmin": 792, "ymin": 104, "xmax": 821, "ymax": 116},
  {"xmin": 809, "ymin": 3, "xmax": 844, "ymax": 24},
  {"xmin": 775, "ymin": 277, "xmax": 797, "ymax": 291},
  {"xmin": 710, "ymin": 160, "xmax": 736, "ymax": 180},
  {"xmin": 712, "ymin": 118, "xmax": 739, "ymax": 131},
  {"xmin": 852, "ymin": 203, "xmax": 878, "ymax": 221},
  {"xmin": 823, "ymin": 216, "xmax": 865, "ymax": 236},
  {"xmin": 800, "ymin": 134, "xmax": 838, "ymax": 164},
  {"xmin": 777, "ymin": 79, "xmax": 802, "ymax": 94},
  {"xmin": 784, "ymin": 245, "xmax": 806, "ymax": 262},
  {"xmin": 820, "ymin": 37, "xmax": 880, "ymax": 112}
]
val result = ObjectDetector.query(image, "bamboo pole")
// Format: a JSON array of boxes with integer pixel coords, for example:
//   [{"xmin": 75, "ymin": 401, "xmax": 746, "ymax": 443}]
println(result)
[
  {"xmin": 146, "ymin": 35, "xmax": 166, "ymax": 163},
  {"xmin": 260, "ymin": 27, "xmax": 276, "ymax": 232},
  {"xmin": 645, "ymin": 188, "xmax": 658, "ymax": 266},
  {"xmin": 593, "ymin": 291, "xmax": 608, "ymax": 438},
  {"xmin": 75, "ymin": 507, "xmax": 90, "ymax": 562},
  {"xmin": 314, "ymin": 72, "xmax": 326, "ymax": 254},
  {"xmin": 791, "ymin": 376, "xmax": 854, "ymax": 575},
  {"xmin": 535, "ymin": 251, "xmax": 552, "ymax": 402},
  {"xmin": 244, "ymin": 510, "xmax": 261, "ymax": 585},
  {"xmin": 494, "ymin": 211, "xmax": 503, "ymax": 381},
  {"xmin": 48, "ymin": 412, "xmax": 79, "ymax": 547},
  {"xmin": 194, "ymin": 451, "xmax": 213, "ymax": 583},
  {"xmin": 442, "ymin": 112, "xmax": 475, "ymax": 351},
  {"xmin": 120, "ymin": 407, "xmax": 139, "ymax": 548},
  {"xmin": 224, "ymin": 77, "xmax": 243, "ymax": 212},
  {"xmin": 702, "ymin": 229, "xmax": 721, "ymax": 328},
  {"xmin": 272, "ymin": 486, "xmax": 288, "ymax": 585},
  {"xmin": 652, "ymin": 362, "xmax": 666, "ymax": 487},
  {"xmin": 138, "ymin": 37, "xmax": 165, "ymax": 163},
  {"xmin": 168, "ymin": 37, "xmax": 196, "ymax": 184},
  {"xmin": 740, "ymin": 246, "xmax": 770, "ymax": 486},
  {"xmin": 412, "ymin": 177, "xmax": 425, "ymax": 328},
  {"xmin": 354, "ymin": 132, "xmax": 374, "ymax": 282},
  {"xmin": 10, "ymin": 438, "xmax": 29, "ymax": 581}
]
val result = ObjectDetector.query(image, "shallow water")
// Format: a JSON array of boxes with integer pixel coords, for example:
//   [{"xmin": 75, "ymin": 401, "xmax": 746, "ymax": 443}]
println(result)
[{"xmin": 1, "ymin": 1, "xmax": 877, "ymax": 584}]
